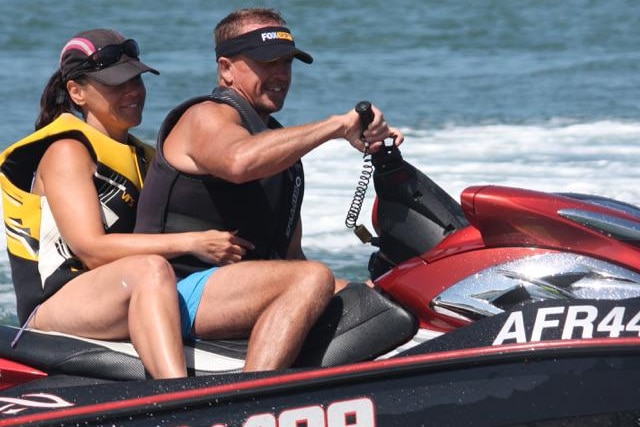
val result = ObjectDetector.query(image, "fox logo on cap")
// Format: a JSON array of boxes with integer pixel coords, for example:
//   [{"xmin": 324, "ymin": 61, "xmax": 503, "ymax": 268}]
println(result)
[{"xmin": 261, "ymin": 31, "xmax": 294, "ymax": 43}]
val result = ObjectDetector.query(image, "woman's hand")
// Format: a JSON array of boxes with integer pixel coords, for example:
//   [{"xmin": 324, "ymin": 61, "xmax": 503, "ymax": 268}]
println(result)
[{"xmin": 188, "ymin": 230, "xmax": 255, "ymax": 265}]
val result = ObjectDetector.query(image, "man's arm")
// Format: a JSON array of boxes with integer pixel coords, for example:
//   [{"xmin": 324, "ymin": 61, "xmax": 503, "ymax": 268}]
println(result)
[{"xmin": 163, "ymin": 101, "xmax": 402, "ymax": 183}]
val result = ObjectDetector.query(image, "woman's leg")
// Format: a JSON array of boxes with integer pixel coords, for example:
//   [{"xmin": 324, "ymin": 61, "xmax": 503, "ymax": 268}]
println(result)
[
  {"xmin": 30, "ymin": 254, "xmax": 186, "ymax": 379},
  {"xmin": 192, "ymin": 259, "xmax": 334, "ymax": 371}
]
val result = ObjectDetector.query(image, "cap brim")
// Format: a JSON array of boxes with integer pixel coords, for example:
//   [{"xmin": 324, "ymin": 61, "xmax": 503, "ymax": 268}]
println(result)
[
  {"xmin": 88, "ymin": 59, "xmax": 159, "ymax": 86},
  {"xmin": 244, "ymin": 45, "xmax": 313, "ymax": 64}
]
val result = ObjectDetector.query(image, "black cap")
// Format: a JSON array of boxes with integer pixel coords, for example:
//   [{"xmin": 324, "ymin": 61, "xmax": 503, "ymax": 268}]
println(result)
[
  {"xmin": 215, "ymin": 26, "xmax": 313, "ymax": 64},
  {"xmin": 59, "ymin": 28, "xmax": 159, "ymax": 86}
]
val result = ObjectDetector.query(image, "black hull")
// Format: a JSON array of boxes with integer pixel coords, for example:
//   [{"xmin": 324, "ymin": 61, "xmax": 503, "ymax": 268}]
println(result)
[
  {"xmin": 2, "ymin": 339, "xmax": 640, "ymax": 426},
  {"xmin": 2, "ymin": 299, "xmax": 640, "ymax": 426}
]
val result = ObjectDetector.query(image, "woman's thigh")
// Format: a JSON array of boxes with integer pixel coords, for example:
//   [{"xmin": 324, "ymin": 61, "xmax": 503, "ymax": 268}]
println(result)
[{"xmin": 31, "ymin": 255, "xmax": 168, "ymax": 340}]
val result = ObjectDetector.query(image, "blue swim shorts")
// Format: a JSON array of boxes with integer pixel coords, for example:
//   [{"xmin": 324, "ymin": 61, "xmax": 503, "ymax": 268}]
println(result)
[{"xmin": 177, "ymin": 267, "xmax": 217, "ymax": 339}]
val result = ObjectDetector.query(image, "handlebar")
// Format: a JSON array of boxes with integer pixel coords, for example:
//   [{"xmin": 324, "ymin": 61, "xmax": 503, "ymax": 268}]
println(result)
[
  {"xmin": 355, "ymin": 101, "xmax": 374, "ymax": 140},
  {"xmin": 354, "ymin": 100, "xmax": 403, "ymax": 169}
]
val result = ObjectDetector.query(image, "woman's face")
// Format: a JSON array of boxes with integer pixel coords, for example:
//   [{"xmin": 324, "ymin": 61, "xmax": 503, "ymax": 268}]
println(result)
[{"xmin": 67, "ymin": 75, "xmax": 146, "ymax": 141}]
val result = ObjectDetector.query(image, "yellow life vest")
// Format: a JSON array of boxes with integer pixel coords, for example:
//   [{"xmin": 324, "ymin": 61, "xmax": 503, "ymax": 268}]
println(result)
[{"xmin": 0, "ymin": 113, "xmax": 155, "ymax": 323}]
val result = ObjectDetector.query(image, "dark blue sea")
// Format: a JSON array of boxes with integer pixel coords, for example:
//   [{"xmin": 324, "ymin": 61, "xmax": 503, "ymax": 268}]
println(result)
[{"xmin": 0, "ymin": 0, "xmax": 639, "ymax": 324}]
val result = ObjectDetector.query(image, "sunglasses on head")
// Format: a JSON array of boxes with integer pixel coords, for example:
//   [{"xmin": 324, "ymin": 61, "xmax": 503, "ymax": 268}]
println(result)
[
  {"xmin": 69, "ymin": 39, "xmax": 140, "ymax": 79},
  {"xmin": 85, "ymin": 39, "xmax": 140, "ymax": 69}
]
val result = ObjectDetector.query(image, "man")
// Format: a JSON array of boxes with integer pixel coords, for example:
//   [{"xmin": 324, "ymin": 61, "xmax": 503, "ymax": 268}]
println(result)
[{"xmin": 135, "ymin": 8, "xmax": 403, "ymax": 369}]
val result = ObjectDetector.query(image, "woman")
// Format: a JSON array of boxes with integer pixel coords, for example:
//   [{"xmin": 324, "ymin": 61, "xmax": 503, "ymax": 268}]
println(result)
[{"xmin": 0, "ymin": 28, "xmax": 334, "ymax": 378}]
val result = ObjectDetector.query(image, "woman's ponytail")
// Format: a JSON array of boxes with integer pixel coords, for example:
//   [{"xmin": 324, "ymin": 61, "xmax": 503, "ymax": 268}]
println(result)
[{"xmin": 34, "ymin": 70, "xmax": 74, "ymax": 130}]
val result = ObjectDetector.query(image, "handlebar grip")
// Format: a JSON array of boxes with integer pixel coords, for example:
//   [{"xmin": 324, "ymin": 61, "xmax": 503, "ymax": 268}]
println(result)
[{"xmin": 355, "ymin": 101, "xmax": 374, "ymax": 137}]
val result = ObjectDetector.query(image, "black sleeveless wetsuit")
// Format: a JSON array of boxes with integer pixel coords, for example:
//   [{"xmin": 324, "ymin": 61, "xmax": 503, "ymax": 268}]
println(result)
[{"xmin": 135, "ymin": 87, "xmax": 304, "ymax": 278}]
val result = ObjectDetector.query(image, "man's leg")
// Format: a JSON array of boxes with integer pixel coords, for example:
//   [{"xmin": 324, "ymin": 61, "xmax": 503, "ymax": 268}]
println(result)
[{"xmin": 192, "ymin": 259, "xmax": 334, "ymax": 371}]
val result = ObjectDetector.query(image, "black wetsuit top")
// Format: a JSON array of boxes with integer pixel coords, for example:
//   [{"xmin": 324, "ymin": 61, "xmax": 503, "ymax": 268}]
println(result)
[{"xmin": 135, "ymin": 87, "xmax": 304, "ymax": 278}]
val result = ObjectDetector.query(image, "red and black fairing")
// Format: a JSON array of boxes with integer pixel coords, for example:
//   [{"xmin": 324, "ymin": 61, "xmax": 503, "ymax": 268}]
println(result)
[{"xmin": 368, "ymin": 143, "xmax": 640, "ymax": 335}]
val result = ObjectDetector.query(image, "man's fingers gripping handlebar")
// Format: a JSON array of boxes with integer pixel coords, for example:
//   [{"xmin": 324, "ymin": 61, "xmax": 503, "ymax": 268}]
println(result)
[{"xmin": 348, "ymin": 101, "xmax": 404, "ymax": 153}]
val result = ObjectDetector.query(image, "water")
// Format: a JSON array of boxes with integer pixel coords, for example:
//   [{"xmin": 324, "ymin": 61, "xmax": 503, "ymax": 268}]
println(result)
[{"xmin": 1, "ymin": 0, "xmax": 639, "ymax": 325}]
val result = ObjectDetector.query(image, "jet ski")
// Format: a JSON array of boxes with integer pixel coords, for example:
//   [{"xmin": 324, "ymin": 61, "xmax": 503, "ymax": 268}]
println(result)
[{"xmin": 1, "ymin": 102, "xmax": 640, "ymax": 425}]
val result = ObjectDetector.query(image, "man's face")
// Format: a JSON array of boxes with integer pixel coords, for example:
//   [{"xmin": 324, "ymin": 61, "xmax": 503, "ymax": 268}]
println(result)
[
  {"xmin": 230, "ymin": 54, "xmax": 293, "ymax": 116},
  {"xmin": 219, "ymin": 21, "xmax": 295, "ymax": 117}
]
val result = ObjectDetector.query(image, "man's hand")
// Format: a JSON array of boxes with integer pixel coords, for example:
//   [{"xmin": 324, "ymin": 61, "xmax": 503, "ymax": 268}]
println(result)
[{"xmin": 342, "ymin": 104, "xmax": 404, "ymax": 153}]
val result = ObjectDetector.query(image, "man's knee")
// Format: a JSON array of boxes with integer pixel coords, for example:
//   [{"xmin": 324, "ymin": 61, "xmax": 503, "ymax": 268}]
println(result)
[{"xmin": 296, "ymin": 260, "xmax": 334, "ymax": 300}]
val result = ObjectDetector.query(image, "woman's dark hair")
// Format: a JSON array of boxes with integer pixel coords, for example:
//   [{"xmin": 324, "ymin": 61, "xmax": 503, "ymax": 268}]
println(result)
[{"xmin": 34, "ymin": 70, "xmax": 86, "ymax": 130}]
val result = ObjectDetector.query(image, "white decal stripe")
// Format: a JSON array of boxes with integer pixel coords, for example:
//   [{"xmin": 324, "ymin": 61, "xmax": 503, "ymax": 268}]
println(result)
[{"xmin": 94, "ymin": 172, "xmax": 127, "ymax": 193}]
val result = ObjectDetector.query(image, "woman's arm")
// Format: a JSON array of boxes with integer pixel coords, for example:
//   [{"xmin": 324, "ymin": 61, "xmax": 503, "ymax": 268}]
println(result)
[{"xmin": 34, "ymin": 138, "xmax": 252, "ymax": 269}]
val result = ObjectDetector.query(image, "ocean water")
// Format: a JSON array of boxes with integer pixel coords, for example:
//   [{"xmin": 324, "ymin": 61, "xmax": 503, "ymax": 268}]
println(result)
[{"xmin": 0, "ymin": 0, "xmax": 639, "ymax": 325}]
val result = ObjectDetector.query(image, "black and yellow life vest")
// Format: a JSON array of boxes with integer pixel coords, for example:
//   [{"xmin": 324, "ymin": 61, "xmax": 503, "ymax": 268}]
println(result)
[{"xmin": 0, "ymin": 113, "xmax": 154, "ymax": 324}]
